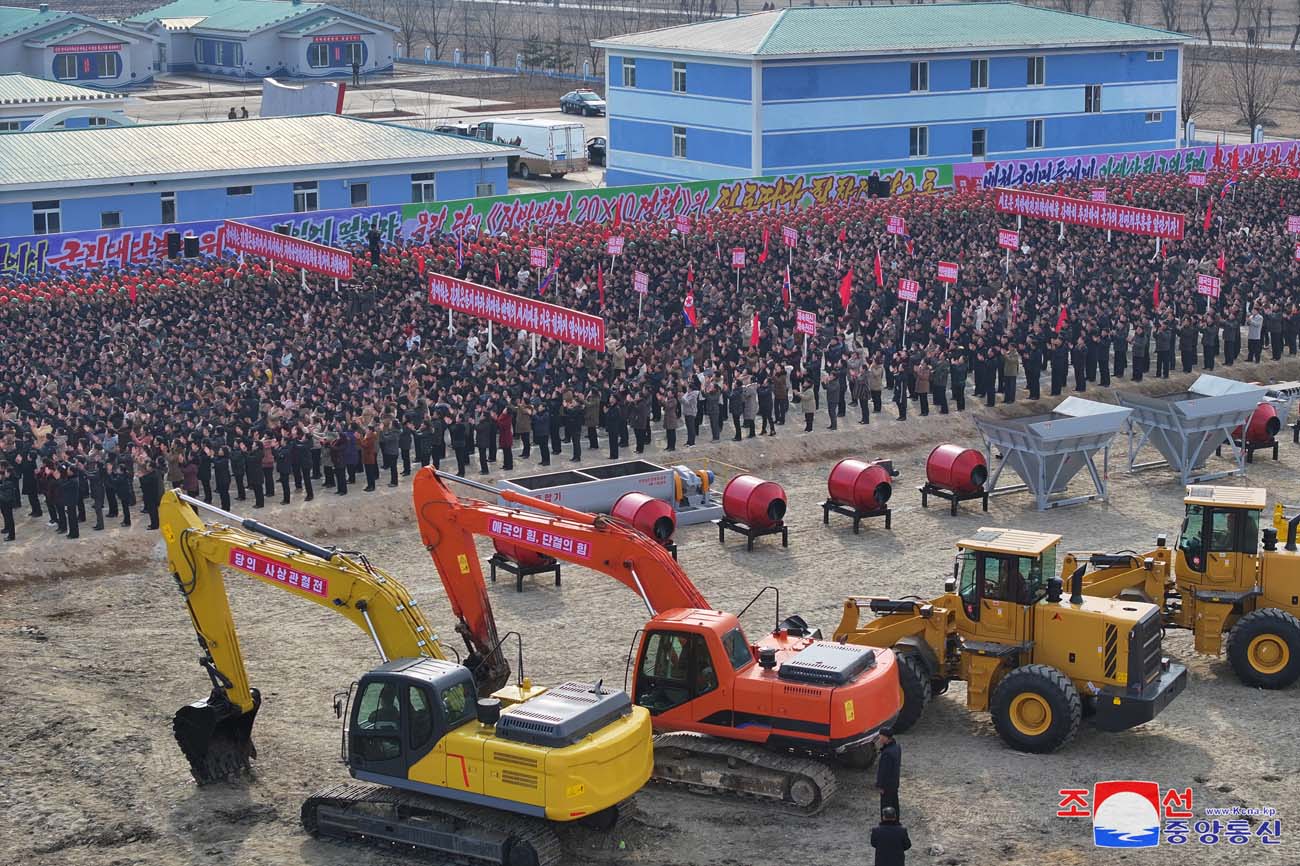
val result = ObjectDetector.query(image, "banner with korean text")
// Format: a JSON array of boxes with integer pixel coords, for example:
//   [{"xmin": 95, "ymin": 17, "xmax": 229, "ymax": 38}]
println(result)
[
  {"xmin": 428, "ymin": 273, "xmax": 605, "ymax": 351},
  {"xmin": 992, "ymin": 188, "xmax": 1185, "ymax": 240},
  {"xmin": 223, "ymin": 220, "xmax": 352, "ymax": 279}
]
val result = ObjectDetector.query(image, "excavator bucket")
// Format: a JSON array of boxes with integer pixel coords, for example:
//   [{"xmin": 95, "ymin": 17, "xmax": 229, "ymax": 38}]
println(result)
[{"xmin": 173, "ymin": 688, "xmax": 261, "ymax": 784}]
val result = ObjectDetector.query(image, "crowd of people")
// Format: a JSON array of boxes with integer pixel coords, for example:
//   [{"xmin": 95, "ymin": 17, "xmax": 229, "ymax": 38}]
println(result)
[{"xmin": 2, "ymin": 164, "xmax": 1299, "ymax": 545}]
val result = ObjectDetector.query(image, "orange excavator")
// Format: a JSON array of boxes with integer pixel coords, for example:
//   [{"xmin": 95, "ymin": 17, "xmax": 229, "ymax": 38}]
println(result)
[{"xmin": 412, "ymin": 467, "xmax": 901, "ymax": 814}]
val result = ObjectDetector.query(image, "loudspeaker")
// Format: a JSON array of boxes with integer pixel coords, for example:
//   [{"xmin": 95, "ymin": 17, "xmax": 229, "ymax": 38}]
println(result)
[
  {"xmin": 867, "ymin": 177, "xmax": 889, "ymax": 199},
  {"xmin": 165, "ymin": 231, "xmax": 181, "ymax": 258},
  {"xmin": 183, "ymin": 234, "xmax": 200, "ymax": 258},
  {"xmin": 274, "ymin": 224, "xmax": 290, "ymax": 236}
]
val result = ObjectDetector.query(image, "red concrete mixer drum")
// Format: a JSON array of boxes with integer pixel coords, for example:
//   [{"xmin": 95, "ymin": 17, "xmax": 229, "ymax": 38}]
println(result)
[
  {"xmin": 717, "ymin": 474, "xmax": 790, "ymax": 550},
  {"xmin": 926, "ymin": 444, "xmax": 988, "ymax": 495},
  {"xmin": 828, "ymin": 459, "xmax": 893, "ymax": 511},
  {"xmin": 492, "ymin": 538, "xmax": 552, "ymax": 569},
  {"xmin": 1241, "ymin": 403, "xmax": 1281, "ymax": 445},
  {"xmin": 612, "ymin": 491, "xmax": 677, "ymax": 543}
]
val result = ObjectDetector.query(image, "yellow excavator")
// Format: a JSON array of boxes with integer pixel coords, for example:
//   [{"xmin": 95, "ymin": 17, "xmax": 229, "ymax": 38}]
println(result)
[
  {"xmin": 834, "ymin": 528, "xmax": 1187, "ymax": 753},
  {"xmin": 1064, "ymin": 485, "xmax": 1300, "ymax": 689},
  {"xmin": 160, "ymin": 490, "xmax": 652, "ymax": 866}
]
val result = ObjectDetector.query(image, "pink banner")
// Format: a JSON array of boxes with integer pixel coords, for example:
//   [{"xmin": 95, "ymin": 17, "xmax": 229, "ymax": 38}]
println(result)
[
  {"xmin": 731, "ymin": 248, "xmax": 746, "ymax": 267},
  {"xmin": 488, "ymin": 517, "xmax": 592, "ymax": 559},
  {"xmin": 887, "ymin": 215, "xmax": 906, "ymax": 236},
  {"xmin": 428, "ymin": 273, "xmax": 605, "ymax": 350},
  {"xmin": 1197, "ymin": 274, "xmax": 1221, "ymax": 298},
  {"xmin": 1287, "ymin": 216, "xmax": 1300, "ymax": 233},
  {"xmin": 897, "ymin": 278, "xmax": 919, "ymax": 302},
  {"xmin": 228, "ymin": 547, "xmax": 328, "ymax": 597},
  {"xmin": 1090, "ymin": 188, "xmax": 1107, "ymax": 202},
  {"xmin": 993, "ymin": 188, "xmax": 1184, "ymax": 239},
  {"xmin": 998, "ymin": 229, "xmax": 1019, "ymax": 250},
  {"xmin": 529, "ymin": 246, "xmax": 548, "ymax": 267},
  {"xmin": 674, "ymin": 215, "xmax": 690, "ymax": 234},
  {"xmin": 1188, "ymin": 172, "xmax": 1208, "ymax": 188},
  {"xmin": 782, "ymin": 226, "xmax": 798, "ymax": 247},
  {"xmin": 795, "ymin": 309, "xmax": 817, "ymax": 336},
  {"xmin": 633, "ymin": 270, "xmax": 648, "ymax": 294},
  {"xmin": 223, "ymin": 220, "xmax": 352, "ymax": 278},
  {"xmin": 606, "ymin": 236, "xmax": 624, "ymax": 255},
  {"xmin": 937, "ymin": 261, "xmax": 959, "ymax": 283}
]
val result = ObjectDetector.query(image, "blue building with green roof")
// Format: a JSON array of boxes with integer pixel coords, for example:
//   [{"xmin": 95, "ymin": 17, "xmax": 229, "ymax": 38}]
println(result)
[
  {"xmin": 591, "ymin": 3, "xmax": 1186, "ymax": 185},
  {"xmin": 0, "ymin": 4, "xmax": 156, "ymax": 89},
  {"xmin": 123, "ymin": 0, "xmax": 397, "ymax": 80}
]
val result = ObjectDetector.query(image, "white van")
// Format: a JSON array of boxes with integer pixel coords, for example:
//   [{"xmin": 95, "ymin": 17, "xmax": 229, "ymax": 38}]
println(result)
[{"xmin": 476, "ymin": 117, "xmax": 588, "ymax": 179}]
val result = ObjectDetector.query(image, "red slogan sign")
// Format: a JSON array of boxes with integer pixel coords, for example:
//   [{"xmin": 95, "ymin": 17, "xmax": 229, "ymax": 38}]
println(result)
[
  {"xmin": 731, "ymin": 248, "xmax": 746, "ymax": 267},
  {"xmin": 1090, "ymin": 188, "xmax": 1107, "ymax": 202},
  {"xmin": 633, "ymin": 270, "xmax": 649, "ymax": 294},
  {"xmin": 997, "ymin": 229, "xmax": 1019, "ymax": 250},
  {"xmin": 312, "ymin": 34, "xmax": 363, "ymax": 43},
  {"xmin": 223, "ymin": 220, "xmax": 352, "ymax": 279},
  {"xmin": 886, "ymin": 216, "xmax": 906, "ymax": 236},
  {"xmin": 937, "ymin": 261, "xmax": 959, "ymax": 283},
  {"xmin": 429, "ymin": 274, "xmax": 605, "ymax": 351},
  {"xmin": 529, "ymin": 246, "xmax": 548, "ymax": 267},
  {"xmin": 674, "ymin": 215, "xmax": 690, "ymax": 234},
  {"xmin": 606, "ymin": 236, "xmax": 624, "ymax": 255},
  {"xmin": 993, "ymin": 188, "xmax": 1185, "ymax": 239},
  {"xmin": 795, "ymin": 309, "xmax": 817, "ymax": 336},
  {"xmin": 897, "ymin": 278, "xmax": 920, "ymax": 302},
  {"xmin": 1196, "ymin": 274, "xmax": 1221, "ymax": 298},
  {"xmin": 782, "ymin": 226, "xmax": 798, "ymax": 247},
  {"xmin": 53, "ymin": 43, "xmax": 122, "ymax": 53},
  {"xmin": 1187, "ymin": 172, "xmax": 1208, "ymax": 188},
  {"xmin": 228, "ymin": 548, "xmax": 328, "ymax": 598},
  {"xmin": 1286, "ymin": 216, "xmax": 1300, "ymax": 233}
]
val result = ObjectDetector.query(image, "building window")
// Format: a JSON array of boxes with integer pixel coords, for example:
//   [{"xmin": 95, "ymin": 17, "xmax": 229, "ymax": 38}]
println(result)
[
  {"xmin": 970, "ymin": 58, "xmax": 988, "ymax": 90},
  {"xmin": 1084, "ymin": 84, "xmax": 1102, "ymax": 113},
  {"xmin": 101, "ymin": 211, "xmax": 122, "ymax": 229},
  {"xmin": 1027, "ymin": 55, "xmax": 1045, "ymax": 86},
  {"xmin": 226, "ymin": 185, "xmax": 252, "ymax": 196},
  {"xmin": 347, "ymin": 43, "xmax": 363, "ymax": 66},
  {"xmin": 54, "ymin": 54, "xmax": 76, "ymax": 80},
  {"xmin": 908, "ymin": 126, "xmax": 928, "ymax": 157},
  {"xmin": 308, "ymin": 43, "xmax": 329, "ymax": 68},
  {"xmin": 622, "ymin": 58, "xmax": 636, "ymax": 87},
  {"xmin": 161, "ymin": 191, "xmax": 176, "ymax": 224},
  {"xmin": 909, "ymin": 61, "xmax": 928, "ymax": 92},
  {"xmin": 349, "ymin": 182, "xmax": 369, "ymax": 206},
  {"xmin": 971, "ymin": 128, "xmax": 987, "ymax": 158},
  {"xmin": 0, "ymin": 121, "xmax": 19, "ymax": 132},
  {"xmin": 1146, "ymin": 111, "xmax": 1164, "ymax": 123},
  {"xmin": 32, "ymin": 200, "xmax": 61, "ymax": 235},
  {"xmin": 672, "ymin": 61, "xmax": 686, "ymax": 93},
  {"xmin": 1147, "ymin": 50, "xmax": 1165, "ymax": 61},
  {"xmin": 1026, "ymin": 118, "xmax": 1044, "ymax": 149},
  {"xmin": 672, "ymin": 126, "xmax": 687, "ymax": 158},
  {"xmin": 411, "ymin": 172, "xmax": 436, "ymax": 203},
  {"xmin": 475, "ymin": 182, "xmax": 494, "ymax": 196},
  {"xmin": 97, "ymin": 53, "xmax": 119, "ymax": 78},
  {"xmin": 293, "ymin": 181, "xmax": 319, "ymax": 212},
  {"xmin": 88, "ymin": 116, "xmax": 108, "ymax": 126}
]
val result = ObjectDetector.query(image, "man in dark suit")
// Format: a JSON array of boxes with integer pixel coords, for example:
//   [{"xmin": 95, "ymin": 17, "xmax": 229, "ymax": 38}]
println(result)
[
  {"xmin": 870, "ymin": 807, "xmax": 912, "ymax": 866},
  {"xmin": 876, "ymin": 727, "xmax": 901, "ymax": 816}
]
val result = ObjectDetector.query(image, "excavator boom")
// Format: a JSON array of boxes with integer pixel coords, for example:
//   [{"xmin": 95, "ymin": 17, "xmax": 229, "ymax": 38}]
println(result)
[{"xmin": 160, "ymin": 490, "xmax": 442, "ymax": 783}]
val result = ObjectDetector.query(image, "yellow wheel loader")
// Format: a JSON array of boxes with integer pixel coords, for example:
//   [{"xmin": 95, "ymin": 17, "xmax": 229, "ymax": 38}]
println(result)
[
  {"xmin": 835, "ymin": 528, "xmax": 1187, "ymax": 753},
  {"xmin": 159, "ymin": 490, "xmax": 652, "ymax": 866},
  {"xmin": 1065, "ymin": 486, "xmax": 1300, "ymax": 689}
]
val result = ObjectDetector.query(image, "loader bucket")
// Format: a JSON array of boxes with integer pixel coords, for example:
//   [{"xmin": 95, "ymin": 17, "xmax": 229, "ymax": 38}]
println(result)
[{"xmin": 173, "ymin": 688, "xmax": 261, "ymax": 785}]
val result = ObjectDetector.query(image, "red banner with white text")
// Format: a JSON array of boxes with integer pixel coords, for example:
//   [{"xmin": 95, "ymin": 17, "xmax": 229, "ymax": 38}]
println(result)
[
  {"xmin": 428, "ymin": 273, "xmax": 606, "ymax": 350},
  {"xmin": 223, "ymin": 220, "xmax": 353, "ymax": 279},
  {"xmin": 992, "ymin": 188, "xmax": 1185, "ymax": 239}
]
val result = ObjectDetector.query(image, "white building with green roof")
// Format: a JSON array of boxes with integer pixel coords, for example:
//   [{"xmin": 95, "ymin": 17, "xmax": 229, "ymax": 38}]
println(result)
[
  {"xmin": 123, "ymin": 0, "xmax": 397, "ymax": 80},
  {"xmin": 0, "ymin": 4, "xmax": 156, "ymax": 89},
  {"xmin": 591, "ymin": 3, "xmax": 1186, "ymax": 185}
]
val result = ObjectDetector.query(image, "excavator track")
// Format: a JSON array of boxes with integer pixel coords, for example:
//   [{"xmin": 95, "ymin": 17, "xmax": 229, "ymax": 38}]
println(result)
[
  {"xmin": 302, "ymin": 781, "xmax": 563, "ymax": 866},
  {"xmin": 648, "ymin": 732, "xmax": 838, "ymax": 815}
]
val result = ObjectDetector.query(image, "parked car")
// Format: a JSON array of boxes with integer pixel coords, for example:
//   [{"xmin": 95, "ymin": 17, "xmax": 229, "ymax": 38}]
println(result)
[
  {"xmin": 587, "ymin": 136, "xmax": 606, "ymax": 167},
  {"xmin": 560, "ymin": 89, "xmax": 606, "ymax": 116}
]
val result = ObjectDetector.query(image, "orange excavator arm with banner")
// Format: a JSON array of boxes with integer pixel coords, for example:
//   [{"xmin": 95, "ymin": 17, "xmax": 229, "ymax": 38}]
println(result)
[{"xmin": 411, "ymin": 467, "xmax": 902, "ymax": 815}]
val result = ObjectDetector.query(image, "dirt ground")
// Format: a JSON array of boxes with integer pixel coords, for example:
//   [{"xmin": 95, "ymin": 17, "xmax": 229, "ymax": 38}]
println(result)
[{"xmin": 4, "ymin": 360, "xmax": 1300, "ymax": 866}]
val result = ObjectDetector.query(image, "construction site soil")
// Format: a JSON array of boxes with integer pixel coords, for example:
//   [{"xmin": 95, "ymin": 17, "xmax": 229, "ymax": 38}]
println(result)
[{"xmin": 4, "ymin": 360, "xmax": 1299, "ymax": 866}]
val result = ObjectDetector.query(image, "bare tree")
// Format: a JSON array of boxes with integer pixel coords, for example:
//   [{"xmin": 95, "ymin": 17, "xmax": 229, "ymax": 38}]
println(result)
[
  {"xmin": 1230, "ymin": 0, "xmax": 1246, "ymax": 34},
  {"xmin": 1117, "ymin": 0, "xmax": 1138, "ymax": 21},
  {"xmin": 1181, "ymin": 53, "xmax": 1210, "ymax": 124},
  {"xmin": 1156, "ymin": 0, "xmax": 1180, "ymax": 30},
  {"xmin": 1198, "ymin": 0, "xmax": 1215, "ymax": 42},
  {"xmin": 473, "ymin": 0, "xmax": 514, "ymax": 66},
  {"xmin": 389, "ymin": 0, "xmax": 426, "ymax": 58},
  {"xmin": 1226, "ymin": 34, "xmax": 1283, "ymax": 131},
  {"xmin": 1292, "ymin": 0, "xmax": 1300, "ymax": 48},
  {"xmin": 418, "ymin": 0, "xmax": 449, "ymax": 60}
]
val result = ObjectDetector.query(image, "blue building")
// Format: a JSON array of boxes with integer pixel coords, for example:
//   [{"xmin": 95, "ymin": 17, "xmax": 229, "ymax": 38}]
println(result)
[
  {"xmin": 124, "ymin": 0, "xmax": 397, "ymax": 80},
  {"xmin": 0, "ymin": 114, "xmax": 517, "ymax": 236},
  {"xmin": 0, "ymin": 4, "xmax": 156, "ymax": 89},
  {"xmin": 0, "ymin": 73, "xmax": 129, "ymax": 131},
  {"xmin": 592, "ymin": 4, "xmax": 1185, "ymax": 185}
]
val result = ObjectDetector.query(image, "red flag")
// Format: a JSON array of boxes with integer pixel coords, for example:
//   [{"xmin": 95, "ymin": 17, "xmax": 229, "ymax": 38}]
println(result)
[
  {"xmin": 839, "ymin": 268, "xmax": 854, "ymax": 311},
  {"xmin": 494, "ymin": 260, "xmax": 500, "ymax": 284},
  {"xmin": 1152, "ymin": 276, "xmax": 1160, "ymax": 307},
  {"xmin": 128, "ymin": 282, "xmax": 137, "ymax": 303},
  {"xmin": 597, "ymin": 263, "xmax": 605, "ymax": 307},
  {"xmin": 1230, "ymin": 147, "xmax": 1240, "ymax": 172},
  {"xmin": 611, "ymin": 200, "xmax": 622, "ymax": 230},
  {"xmin": 415, "ymin": 253, "xmax": 426, "ymax": 276},
  {"xmin": 758, "ymin": 228, "xmax": 770, "ymax": 264},
  {"xmin": 1054, "ymin": 306, "xmax": 1068, "ymax": 333},
  {"xmin": 686, "ymin": 264, "xmax": 694, "ymax": 285},
  {"xmin": 905, "ymin": 237, "xmax": 914, "ymax": 256},
  {"xmin": 837, "ymin": 226, "xmax": 846, "ymax": 244},
  {"xmin": 1203, "ymin": 197, "xmax": 1213, "ymax": 232},
  {"xmin": 1217, "ymin": 250, "xmax": 1225, "ymax": 272},
  {"xmin": 873, "ymin": 250, "xmax": 883, "ymax": 287},
  {"xmin": 749, "ymin": 312, "xmax": 760, "ymax": 348},
  {"xmin": 683, "ymin": 288, "xmax": 697, "ymax": 327},
  {"xmin": 1124, "ymin": 187, "xmax": 1134, "ymax": 203},
  {"xmin": 781, "ymin": 266, "xmax": 791, "ymax": 307},
  {"xmin": 1213, "ymin": 137, "xmax": 1223, "ymax": 169},
  {"xmin": 1160, "ymin": 242, "xmax": 1168, "ymax": 259}
]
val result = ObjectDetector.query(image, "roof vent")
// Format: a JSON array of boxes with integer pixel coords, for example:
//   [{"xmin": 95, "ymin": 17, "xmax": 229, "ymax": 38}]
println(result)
[{"xmin": 39, "ymin": 3, "xmax": 50, "ymax": 11}]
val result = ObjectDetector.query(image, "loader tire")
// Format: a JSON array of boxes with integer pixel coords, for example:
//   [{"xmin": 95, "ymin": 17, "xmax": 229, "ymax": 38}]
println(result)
[
  {"xmin": 1226, "ymin": 608, "xmax": 1300, "ymax": 689},
  {"xmin": 891, "ymin": 652, "xmax": 932, "ymax": 734},
  {"xmin": 990, "ymin": 664, "xmax": 1081, "ymax": 754}
]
